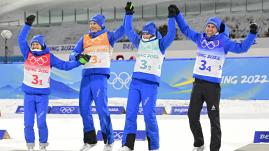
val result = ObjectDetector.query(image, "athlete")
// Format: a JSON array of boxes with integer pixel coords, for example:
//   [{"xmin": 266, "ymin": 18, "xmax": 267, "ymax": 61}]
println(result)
[
  {"xmin": 169, "ymin": 4, "xmax": 258, "ymax": 151},
  {"xmin": 118, "ymin": 2, "xmax": 176, "ymax": 151},
  {"xmin": 69, "ymin": 14, "xmax": 125, "ymax": 151},
  {"xmin": 18, "ymin": 15, "xmax": 89, "ymax": 151}
]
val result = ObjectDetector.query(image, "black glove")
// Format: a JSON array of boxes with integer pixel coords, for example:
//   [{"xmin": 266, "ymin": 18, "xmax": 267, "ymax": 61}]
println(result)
[
  {"xmin": 168, "ymin": 4, "xmax": 180, "ymax": 18},
  {"xmin": 219, "ymin": 22, "xmax": 225, "ymax": 33},
  {"xmin": 125, "ymin": 2, "xmax": 134, "ymax": 15},
  {"xmin": 249, "ymin": 23, "xmax": 258, "ymax": 34},
  {"xmin": 25, "ymin": 15, "xmax": 36, "ymax": 26},
  {"xmin": 77, "ymin": 54, "xmax": 91, "ymax": 65}
]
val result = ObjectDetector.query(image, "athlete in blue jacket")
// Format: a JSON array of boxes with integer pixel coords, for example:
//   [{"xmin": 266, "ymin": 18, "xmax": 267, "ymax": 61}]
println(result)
[
  {"xmin": 18, "ymin": 15, "xmax": 89, "ymax": 151},
  {"xmin": 118, "ymin": 2, "xmax": 176, "ymax": 151},
  {"xmin": 169, "ymin": 5, "xmax": 258, "ymax": 151},
  {"xmin": 69, "ymin": 14, "xmax": 125, "ymax": 151}
]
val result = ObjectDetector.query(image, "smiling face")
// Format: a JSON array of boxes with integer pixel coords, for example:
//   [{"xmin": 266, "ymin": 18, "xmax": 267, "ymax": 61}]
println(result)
[
  {"xmin": 89, "ymin": 21, "xmax": 102, "ymax": 33},
  {"xmin": 206, "ymin": 23, "xmax": 218, "ymax": 37},
  {"xmin": 142, "ymin": 32, "xmax": 153, "ymax": 40},
  {"xmin": 31, "ymin": 42, "xmax": 42, "ymax": 50}
]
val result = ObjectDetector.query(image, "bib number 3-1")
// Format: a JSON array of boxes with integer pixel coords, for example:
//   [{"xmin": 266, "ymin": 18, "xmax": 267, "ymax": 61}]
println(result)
[{"xmin": 31, "ymin": 75, "xmax": 43, "ymax": 85}]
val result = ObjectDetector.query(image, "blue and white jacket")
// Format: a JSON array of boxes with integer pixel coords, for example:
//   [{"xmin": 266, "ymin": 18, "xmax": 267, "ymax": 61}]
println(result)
[
  {"xmin": 69, "ymin": 25, "xmax": 125, "ymax": 78},
  {"xmin": 175, "ymin": 13, "xmax": 257, "ymax": 83},
  {"xmin": 124, "ymin": 14, "xmax": 176, "ymax": 85},
  {"xmin": 18, "ymin": 24, "xmax": 81, "ymax": 95}
]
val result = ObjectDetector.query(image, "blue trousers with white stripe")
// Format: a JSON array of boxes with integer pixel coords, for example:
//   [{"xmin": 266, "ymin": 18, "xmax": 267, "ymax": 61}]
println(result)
[
  {"xmin": 122, "ymin": 79, "xmax": 159, "ymax": 150},
  {"xmin": 79, "ymin": 74, "xmax": 114, "ymax": 144},
  {"xmin": 24, "ymin": 94, "xmax": 48, "ymax": 144}
]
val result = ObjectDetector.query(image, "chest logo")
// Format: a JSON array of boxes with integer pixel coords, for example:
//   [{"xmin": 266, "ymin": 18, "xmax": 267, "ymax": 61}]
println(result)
[
  {"xmin": 201, "ymin": 39, "xmax": 220, "ymax": 50},
  {"xmin": 29, "ymin": 55, "xmax": 48, "ymax": 66}
]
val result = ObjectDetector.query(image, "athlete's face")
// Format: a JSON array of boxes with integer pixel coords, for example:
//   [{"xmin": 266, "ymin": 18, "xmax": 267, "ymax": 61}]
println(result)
[
  {"xmin": 206, "ymin": 23, "xmax": 218, "ymax": 37},
  {"xmin": 142, "ymin": 32, "xmax": 153, "ymax": 39},
  {"xmin": 89, "ymin": 21, "xmax": 102, "ymax": 33},
  {"xmin": 31, "ymin": 42, "xmax": 42, "ymax": 50}
]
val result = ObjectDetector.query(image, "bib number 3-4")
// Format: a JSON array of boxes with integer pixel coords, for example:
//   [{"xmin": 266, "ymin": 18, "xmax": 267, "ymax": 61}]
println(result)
[
  {"xmin": 199, "ymin": 60, "xmax": 222, "ymax": 72},
  {"xmin": 199, "ymin": 60, "xmax": 211, "ymax": 72}
]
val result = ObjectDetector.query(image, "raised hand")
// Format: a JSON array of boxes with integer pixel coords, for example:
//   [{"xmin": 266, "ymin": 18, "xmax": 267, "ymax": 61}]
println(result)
[
  {"xmin": 168, "ymin": 4, "xmax": 180, "ymax": 17},
  {"xmin": 25, "ymin": 15, "xmax": 36, "ymax": 26},
  {"xmin": 125, "ymin": 1, "xmax": 135, "ymax": 15},
  {"xmin": 249, "ymin": 22, "xmax": 258, "ymax": 34}
]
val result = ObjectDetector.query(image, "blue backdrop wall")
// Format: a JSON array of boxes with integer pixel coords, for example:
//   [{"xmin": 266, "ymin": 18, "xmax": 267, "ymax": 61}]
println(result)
[{"xmin": 1, "ymin": 57, "xmax": 269, "ymax": 100}]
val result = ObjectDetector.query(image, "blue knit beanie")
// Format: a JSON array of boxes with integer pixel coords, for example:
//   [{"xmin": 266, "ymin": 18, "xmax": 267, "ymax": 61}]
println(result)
[
  {"xmin": 31, "ymin": 35, "xmax": 45, "ymax": 48},
  {"xmin": 142, "ymin": 22, "xmax": 157, "ymax": 36},
  {"xmin": 89, "ymin": 14, "xmax": 105, "ymax": 28},
  {"xmin": 206, "ymin": 17, "xmax": 222, "ymax": 31}
]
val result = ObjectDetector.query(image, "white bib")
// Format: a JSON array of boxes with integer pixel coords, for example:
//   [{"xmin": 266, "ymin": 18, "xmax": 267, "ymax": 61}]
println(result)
[
  {"xmin": 134, "ymin": 39, "xmax": 164, "ymax": 77},
  {"xmin": 23, "ymin": 53, "xmax": 51, "ymax": 88},
  {"xmin": 193, "ymin": 38, "xmax": 226, "ymax": 78}
]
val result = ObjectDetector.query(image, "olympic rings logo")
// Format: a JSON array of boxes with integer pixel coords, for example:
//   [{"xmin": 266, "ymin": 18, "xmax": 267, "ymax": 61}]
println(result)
[
  {"xmin": 108, "ymin": 72, "xmax": 131, "ymax": 90},
  {"xmin": 29, "ymin": 55, "xmax": 48, "ymax": 65},
  {"xmin": 59, "ymin": 106, "xmax": 76, "ymax": 113},
  {"xmin": 113, "ymin": 131, "xmax": 124, "ymax": 140},
  {"xmin": 201, "ymin": 39, "xmax": 220, "ymax": 50}
]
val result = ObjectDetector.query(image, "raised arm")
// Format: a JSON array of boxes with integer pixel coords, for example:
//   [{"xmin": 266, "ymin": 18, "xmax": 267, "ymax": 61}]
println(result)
[
  {"xmin": 168, "ymin": 4, "xmax": 201, "ymax": 43},
  {"xmin": 124, "ymin": 2, "xmax": 141, "ymax": 48},
  {"xmin": 224, "ymin": 36, "xmax": 256, "ymax": 54},
  {"xmin": 224, "ymin": 23, "xmax": 258, "ymax": 54},
  {"xmin": 159, "ymin": 5, "xmax": 177, "ymax": 52},
  {"xmin": 18, "ymin": 15, "xmax": 36, "ymax": 60},
  {"xmin": 108, "ymin": 24, "xmax": 125, "ymax": 47},
  {"xmin": 175, "ymin": 12, "xmax": 201, "ymax": 43}
]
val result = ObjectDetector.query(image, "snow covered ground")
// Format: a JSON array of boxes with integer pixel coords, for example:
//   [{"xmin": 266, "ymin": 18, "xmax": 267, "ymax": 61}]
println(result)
[{"xmin": 0, "ymin": 99, "xmax": 269, "ymax": 151}]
